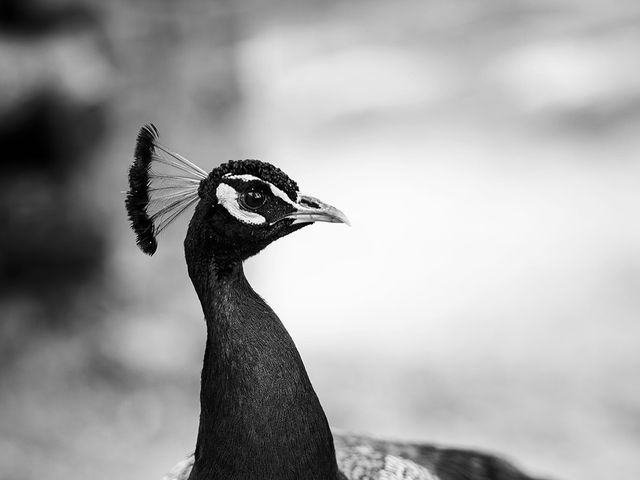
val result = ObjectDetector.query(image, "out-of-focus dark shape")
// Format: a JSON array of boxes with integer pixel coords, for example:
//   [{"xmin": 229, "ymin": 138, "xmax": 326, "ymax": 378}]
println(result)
[
  {"xmin": 0, "ymin": 0, "xmax": 98, "ymax": 35},
  {"xmin": 0, "ymin": 0, "xmax": 112, "ymax": 327}
]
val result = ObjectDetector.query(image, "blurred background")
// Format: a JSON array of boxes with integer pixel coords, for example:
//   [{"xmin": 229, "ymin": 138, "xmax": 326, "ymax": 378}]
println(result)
[{"xmin": 1, "ymin": 0, "xmax": 639, "ymax": 479}]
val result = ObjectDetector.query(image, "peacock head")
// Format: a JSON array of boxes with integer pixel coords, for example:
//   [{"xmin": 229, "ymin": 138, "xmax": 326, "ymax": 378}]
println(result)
[{"xmin": 125, "ymin": 124, "xmax": 349, "ymax": 263}]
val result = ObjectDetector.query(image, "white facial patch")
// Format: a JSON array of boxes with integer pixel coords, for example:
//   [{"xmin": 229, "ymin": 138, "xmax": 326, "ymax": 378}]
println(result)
[{"xmin": 215, "ymin": 183, "xmax": 266, "ymax": 225}]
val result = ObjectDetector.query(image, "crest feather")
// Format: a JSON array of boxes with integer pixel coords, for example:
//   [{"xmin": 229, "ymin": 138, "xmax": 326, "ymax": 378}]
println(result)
[{"xmin": 125, "ymin": 124, "xmax": 205, "ymax": 255}]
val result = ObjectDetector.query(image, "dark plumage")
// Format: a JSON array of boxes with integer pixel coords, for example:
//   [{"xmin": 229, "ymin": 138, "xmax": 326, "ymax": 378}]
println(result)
[{"xmin": 125, "ymin": 125, "xmax": 550, "ymax": 480}]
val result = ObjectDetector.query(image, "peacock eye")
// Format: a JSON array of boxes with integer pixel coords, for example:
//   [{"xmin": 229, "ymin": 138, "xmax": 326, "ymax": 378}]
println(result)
[{"xmin": 241, "ymin": 190, "xmax": 267, "ymax": 210}]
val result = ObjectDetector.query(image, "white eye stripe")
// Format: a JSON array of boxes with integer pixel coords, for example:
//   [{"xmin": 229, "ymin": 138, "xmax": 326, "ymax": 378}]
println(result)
[
  {"xmin": 222, "ymin": 174, "xmax": 299, "ymax": 207},
  {"xmin": 215, "ymin": 183, "xmax": 266, "ymax": 225},
  {"xmin": 223, "ymin": 174, "xmax": 262, "ymax": 182},
  {"xmin": 268, "ymin": 184, "xmax": 297, "ymax": 207}
]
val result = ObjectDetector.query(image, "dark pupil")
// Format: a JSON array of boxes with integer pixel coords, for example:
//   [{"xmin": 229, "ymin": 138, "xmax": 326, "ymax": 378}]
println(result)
[{"xmin": 243, "ymin": 190, "xmax": 265, "ymax": 209}]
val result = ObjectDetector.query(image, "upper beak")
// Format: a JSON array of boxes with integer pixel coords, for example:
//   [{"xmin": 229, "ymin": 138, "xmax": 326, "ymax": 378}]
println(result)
[{"xmin": 281, "ymin": 194, "xmax": 350, "ymax": 226}]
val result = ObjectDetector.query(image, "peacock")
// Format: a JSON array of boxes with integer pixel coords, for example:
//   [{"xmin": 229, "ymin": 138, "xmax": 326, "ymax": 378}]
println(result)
[{"xmin": 125, "ymin": 124, "xmax": 549, "ymax": 480}]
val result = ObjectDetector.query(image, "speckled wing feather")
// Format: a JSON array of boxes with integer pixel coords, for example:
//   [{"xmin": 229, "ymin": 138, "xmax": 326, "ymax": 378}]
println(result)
[
  {"xmin": 336, "ymin": 440, "xmax": 437, "ymax": 480},
  {"xmin": 161, "ymin": 454, "xmax": 194, "ymax": 480},
  {"xmin": 335, "ymin": 433, "xmax": 544, "ymax": 480},
  {"xmin": 161, "ymin": 433, "xmax": 544, "ymax": 480}
]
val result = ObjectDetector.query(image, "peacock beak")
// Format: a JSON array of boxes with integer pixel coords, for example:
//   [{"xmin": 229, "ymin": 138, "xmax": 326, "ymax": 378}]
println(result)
[{"xmin": 283, "ymin": 194, "xmax": 351, "ymax": 226}]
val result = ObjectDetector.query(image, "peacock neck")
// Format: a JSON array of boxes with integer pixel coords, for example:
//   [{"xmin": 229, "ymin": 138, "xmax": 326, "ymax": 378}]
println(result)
[{"xmin": 184, "ymin": 228, "xmax": 341, "ymax": 480}]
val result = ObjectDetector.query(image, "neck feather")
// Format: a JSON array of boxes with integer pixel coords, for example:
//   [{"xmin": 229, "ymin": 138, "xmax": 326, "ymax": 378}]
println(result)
[{"xmin": 184, "ymin": 215, "xmax": 340, "ymax": 480}]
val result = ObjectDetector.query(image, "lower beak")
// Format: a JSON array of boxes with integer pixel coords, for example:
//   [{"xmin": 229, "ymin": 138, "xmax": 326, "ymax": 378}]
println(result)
[{"xmin": 282, "ymin": 194, "xmax": 351, "ymax": 226}]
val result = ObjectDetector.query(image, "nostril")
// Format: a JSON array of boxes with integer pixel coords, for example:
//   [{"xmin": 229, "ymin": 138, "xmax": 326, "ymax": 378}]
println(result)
[{"xmin": 300, "ymin": 198, "xmax": 320, "ymax": 209}]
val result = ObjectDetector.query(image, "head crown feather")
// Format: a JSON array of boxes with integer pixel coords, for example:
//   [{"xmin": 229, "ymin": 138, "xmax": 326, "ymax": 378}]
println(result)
[{"xmin": 199, "ymin": 159, "xmax": 299, "ymax": 202}]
